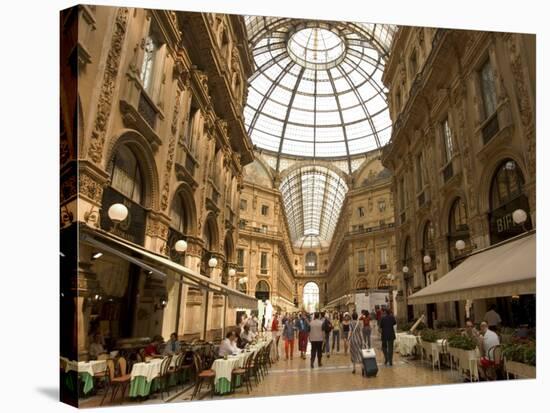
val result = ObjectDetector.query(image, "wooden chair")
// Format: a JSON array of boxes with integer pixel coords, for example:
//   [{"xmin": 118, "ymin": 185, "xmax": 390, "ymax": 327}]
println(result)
[
  {"xmin": 231, "ymin": 352, "xmax": 254, "ymax": 394},
  {"xmin": 190, "ymin": 353, "xmax": 216, "ymax": 400},
  {"xmin": 250, "ymin": 350, "xmax": 263, "ymax": 385},
  {"xmin": 100, "ymin": 357, "xmax": 131, "ymax": 405}
]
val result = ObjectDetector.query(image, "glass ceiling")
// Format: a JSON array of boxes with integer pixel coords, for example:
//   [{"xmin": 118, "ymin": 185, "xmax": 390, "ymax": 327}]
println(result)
[
  {"xmin": 280, "ymin": 165, "xmax": 348, "ymax": 247},
  {"xmin": 244, "ymin": 17, "xmax": 396, "ymax": 172}
]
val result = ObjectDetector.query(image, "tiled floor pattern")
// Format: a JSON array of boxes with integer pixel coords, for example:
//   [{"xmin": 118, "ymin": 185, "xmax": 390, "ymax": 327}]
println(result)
[{"xmin": 80, "ymin": 337, "xmax": 463, "ymax": 408}]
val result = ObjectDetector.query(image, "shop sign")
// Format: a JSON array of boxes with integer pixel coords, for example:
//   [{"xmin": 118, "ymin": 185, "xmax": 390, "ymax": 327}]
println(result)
[{"xmin": 489, "ymin": 195, "xmax": 531, "ymax": 244}]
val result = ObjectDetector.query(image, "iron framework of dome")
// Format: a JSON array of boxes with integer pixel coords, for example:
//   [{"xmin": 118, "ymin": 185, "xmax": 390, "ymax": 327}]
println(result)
[
  {"xmin": 280, "ymin": 165, "xmax": 348, "ymax": 247},
  {"xmin": 244, "ymin": 17, "xmax": 396, "ymax": 173}
]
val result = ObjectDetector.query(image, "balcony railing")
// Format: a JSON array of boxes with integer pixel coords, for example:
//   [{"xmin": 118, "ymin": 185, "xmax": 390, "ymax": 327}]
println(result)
[
  {"xmin": 348, "ymin": 222, "xmax": 395, "ymax": 236},
  {"xmin": 443, "ymin": 161, "xmax": 454, "ymax": 183},
  {"xmin": 482, "ymin": 112, "xmax": 500, "ymax": 145},
  {"xmin": 138, "ymin": 92, "xmax": 157, "ymax": 130}
]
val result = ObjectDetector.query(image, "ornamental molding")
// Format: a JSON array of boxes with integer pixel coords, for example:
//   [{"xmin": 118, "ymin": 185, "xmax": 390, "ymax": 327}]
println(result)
[{"xmin": 87, "ymin": 7, "xmax": 129, "ymax": 164}]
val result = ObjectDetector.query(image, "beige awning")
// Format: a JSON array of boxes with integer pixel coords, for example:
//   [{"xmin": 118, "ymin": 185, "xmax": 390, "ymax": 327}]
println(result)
[
  {"xmin": 408, "ymin": 232, "xmax": 536, "ymax": 305},
  {"xmin": 80, "ymin": 227, "xmax": 258, "ymax": 309}
]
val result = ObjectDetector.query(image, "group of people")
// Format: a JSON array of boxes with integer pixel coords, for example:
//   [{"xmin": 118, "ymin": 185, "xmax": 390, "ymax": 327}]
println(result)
[{"xmin": 269, "ymin": 307, "xmax": 396, "ymax": 373}]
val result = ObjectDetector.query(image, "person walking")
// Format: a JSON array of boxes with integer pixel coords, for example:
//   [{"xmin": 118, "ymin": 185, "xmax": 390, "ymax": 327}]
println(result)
[
  {"xmin": 309, "ymin": 312, "xmax": 324, "ymax": 368},
  {"xmin": 360, "ymin": 310, "xmax": 372, "ymax": 348},
  {"xmin": 342, "ymin": 312, "xmax": 351, "ymax": 355},
  {"xmin": 321, "ymin": 312, "xmax": 333, "ymax": 358},
  {"xmin": 296, "ymin": 312, "xmax": 310, "ymax": 359},
  {"xmin": 271, "ymin": 313, "xmax": 281, "ymax": 360},
  {"xmin": 379, "ymin": 308, "xmax": 397, "ymax": 366},
  {"xmin": 282, "ymin": 315, "xmax": 296, "ymax": 360},
  {"xmin": 331, "ymin": 311, "xmax": 341, "ymax": 353},
  {"xmin": 349, "ymin": 312, "xmax": 364, "ymax": 374}
]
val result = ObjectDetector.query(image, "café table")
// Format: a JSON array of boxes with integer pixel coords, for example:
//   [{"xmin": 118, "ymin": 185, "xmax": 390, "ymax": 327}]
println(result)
[
  {"xmin": 62, "ymin": 358, "xmax": 107, "ymax": 395},
  {"xmin": 396, "ymin": 333, "xmax": 418, "ymax": 356},
  {"xmin": 128, "ymin": 356, "xmax": 177, "ymax": 398},
  {"xmin": 210, "ymin": 339, "xmax": 272, "ymax": 394}
]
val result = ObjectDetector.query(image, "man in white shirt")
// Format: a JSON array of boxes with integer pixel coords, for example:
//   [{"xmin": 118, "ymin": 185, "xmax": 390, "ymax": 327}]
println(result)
[
  {"xmin": 309, "ymin": 312, "xmax": 324, "ymax": 368},
  {"xmin": 484, "ymin": 305, "xmax": 502, "ymax": 331},
  {"xmin": 478, "ymin": 321, "xmax": 501, "ymax": 380},
  {"xmin": 219, "ymin": 331, "xmax": 240, "ymax": 357},
  {"xmin": 480, "ymin": 322, "xmax": 500, "ymax": 358},
  {"xmin": 88, "ymin": 333, "xmax": 106, "ymax": 360}
]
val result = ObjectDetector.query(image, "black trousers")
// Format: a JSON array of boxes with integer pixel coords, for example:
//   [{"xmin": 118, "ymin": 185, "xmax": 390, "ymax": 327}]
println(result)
[
  {"xmin": 310, "ymin": 341, "xmax": 323, "ymax": 366},
  {"xmin": 381, "ymin": 338, "xmax": 394, "ymax": 364}
]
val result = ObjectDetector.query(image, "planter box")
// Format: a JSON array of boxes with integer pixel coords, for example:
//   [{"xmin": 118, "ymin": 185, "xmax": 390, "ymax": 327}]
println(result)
[{"xmin": 505, "ymin": 360, "xmax": 536, "ymax": 379}]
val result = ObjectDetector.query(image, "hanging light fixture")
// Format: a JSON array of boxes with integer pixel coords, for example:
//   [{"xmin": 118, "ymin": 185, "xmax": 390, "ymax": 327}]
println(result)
[
  {"xmin": 423, "ymin": 255, "xmax": 432, "ymax": 264},
  {"xmin": 108, "ymin": 203, "xmax": 128, "ymax": 223},
  {"xmin": 208, "ymin": 256, "xmax": 218, "ymax": 268},
  {"xmin": 174, "ymin": 239, "xmax": 188, "ymax": 253},
  {"xmin": 512, "ymin": 208, "xmax": 528, "ymax": 225},
  {"xmin": 455, "ymin": 239, "xmax": 466, "ymax": 251}
]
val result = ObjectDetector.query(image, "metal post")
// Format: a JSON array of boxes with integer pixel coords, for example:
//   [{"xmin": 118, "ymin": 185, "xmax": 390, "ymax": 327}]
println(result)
[
  {"xmin": 222, "ymin": 295, "xmax": 227, "ymax": 338},
  {"xmin": 202, "ymin": 290, "xmax": 210, "ymax": 340}
]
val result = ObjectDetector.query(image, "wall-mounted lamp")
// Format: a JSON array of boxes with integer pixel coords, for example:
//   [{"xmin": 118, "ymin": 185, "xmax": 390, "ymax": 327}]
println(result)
[
  {"xmin": 239, "ymin": 276, "xmax": 248, "ymax": 284},
  {"xmin": 512, "ymin": 209, "xmax": 528, "ymax": 225},
  {"xmin": 402, "ymin": 266, "xmax": 409, "ymax": 274},
  {"xmin": 455, "ymin": 239, "xmax": 466, "ymax": 251},
  {"xmin": 175, "ymin": 239, "xmax": 188, "ymax": 253},
  {"xmin": 92, "ymin": 252, "xmax": 103, "ymax": 260},
  {"xmin": 154, "ymin": 297, "xmax": 168, "ymax": 311},
  {"xmin": 108, "ymin": 203, "xmax": 128, "ymax": 223},
  {"xmin": 228, "ymin": 268, "xmax": 236, "ymax": 277},
  {"xmin": 423, "ymin": 255, "xmax": 432, "ymax": 264},
  {"xmin": 208, "ymin": 256, "xmax": 218, "ymax": 268}
]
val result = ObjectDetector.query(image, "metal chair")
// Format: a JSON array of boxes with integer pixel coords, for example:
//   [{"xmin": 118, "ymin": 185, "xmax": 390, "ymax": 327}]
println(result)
[
  {"xmin": 100, "ymin": 357, "xmax": 131, "ymax": 406},
  {"xmin": 190, "ymin": 353, "xmax": 216, "ymax": 400}
]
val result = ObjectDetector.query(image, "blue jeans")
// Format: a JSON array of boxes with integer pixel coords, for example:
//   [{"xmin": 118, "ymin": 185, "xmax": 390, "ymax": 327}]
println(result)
[
  {"xmin": 332, "ymin": 330, "xmax": 340, "ymax": 351},
  {"xmin": 324, "ymin": 334, "xmax": 331, "ymax": 354}
]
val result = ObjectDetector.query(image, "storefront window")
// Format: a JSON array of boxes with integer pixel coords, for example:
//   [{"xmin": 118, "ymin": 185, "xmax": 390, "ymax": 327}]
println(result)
[{"xmin": 111, "ymin": 145, "xmax": 143, "ymax": 204}]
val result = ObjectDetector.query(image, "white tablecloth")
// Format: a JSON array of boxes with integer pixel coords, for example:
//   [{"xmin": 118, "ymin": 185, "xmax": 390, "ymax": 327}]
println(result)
[
  {"xmin": 396, "ymin": 333, "xmax": 418, "ymax": 356},
  {"xmin": 64, "ymin": 359, "xmax": 107, "ymax": 376},
  {"xmin": 449, "ymin": 347, "xmax": 480, "ymax": 380},
  {"xmin": 130, "ymin": 357, "xmax": 177, "ymax": 383},
  {"xmin": 211, "ymin": 339, "xmax": 272, "ymax": 384}
]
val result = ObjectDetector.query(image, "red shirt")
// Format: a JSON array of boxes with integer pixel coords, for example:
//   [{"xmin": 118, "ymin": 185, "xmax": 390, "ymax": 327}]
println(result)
[
  {"xmin": 271, "ymin": 318, "xmax": 279, "ymax": 331},
  {"xmin": 144, "ymin": 343, "xmax": 157, "ymax": 357},
  {"xmin": 362, "ymin": 315, "xmax": 371, "ymax": 327}
]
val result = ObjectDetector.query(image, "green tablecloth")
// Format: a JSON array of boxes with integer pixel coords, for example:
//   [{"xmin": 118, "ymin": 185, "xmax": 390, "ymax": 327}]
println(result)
[
  {"xmin": 215, "ymin": 376, "xmax": 241, "ymax": 394},
  {"xmin": 81, "ymin": 372, "xmax": 95, "ymax": 394},
  {"xmin": 129, "ymin": 370, "xmax": 190, "ymax": 398}
]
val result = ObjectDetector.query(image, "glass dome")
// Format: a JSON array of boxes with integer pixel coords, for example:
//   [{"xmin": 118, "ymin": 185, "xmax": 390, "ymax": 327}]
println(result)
[{"xmin": 244, "ymin": 17, "xmax": 396, "ymax": 170}]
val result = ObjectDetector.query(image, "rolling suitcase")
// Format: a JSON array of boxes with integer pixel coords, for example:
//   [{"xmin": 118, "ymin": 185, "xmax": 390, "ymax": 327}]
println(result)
[{"xmin": 361, "ymin": 348, "xmax": 378, "ymax": 377}]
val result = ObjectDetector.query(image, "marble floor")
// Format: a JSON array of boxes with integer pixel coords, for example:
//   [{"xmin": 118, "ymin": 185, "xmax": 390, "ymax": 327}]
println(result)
[{"xmin": 79, "ymin": 335, "xmax": 464, "ymax": 408}]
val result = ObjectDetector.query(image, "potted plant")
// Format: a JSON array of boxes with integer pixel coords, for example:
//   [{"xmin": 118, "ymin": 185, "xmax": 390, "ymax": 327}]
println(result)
[{"xmin": 502, "ymin": 341, "xmax": 536, "ymax": 379}]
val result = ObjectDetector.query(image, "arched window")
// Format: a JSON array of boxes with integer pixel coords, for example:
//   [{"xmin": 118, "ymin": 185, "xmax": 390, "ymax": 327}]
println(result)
[
  {"xmin": 255, "ymin": 280, "xmax": 270, "ymax": 301},
  {"xmin": 111, "ymin": 145, "xmax": 143, "ymax": 204},
  {"xmin": 448, "ymin": 198, "xmax": 470, "ymax": 267},
  {"xmin": 449, "ymin": 198, "xmax": 468, "ymax": 233},
  {"xmin": 356, "ymin": 278, "xmax": 368, "ymax": 290},
  {"xmin": 170, "ymin": 192, "xmax": 187, "ymax": 234},
  {"xmin": 488, "ymin": 159, "xmax": 531, "ymax": 244},
  {"xmin": 422, "ymin": 221, "xmax": 436, "ymax": 276},
  {"xmin": 305, "ymin": 251, "xmax": 317, "ymax": 271},
  {"xmin": 490, "ymin": 159, "xmax": 525, "ymax": 210},
  {"xmin": 303, "ymin": 282, "xmax": 319, "ymax": 313}
]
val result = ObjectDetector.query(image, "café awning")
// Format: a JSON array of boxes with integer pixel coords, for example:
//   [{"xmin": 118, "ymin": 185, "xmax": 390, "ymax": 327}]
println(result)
[
  {"xmin": 80, "ymin": 227, "xmax": 258, "ymax": 309},
  {"xmin": 408, "ymin": 232, "xmax": 536, "ymax": 305}
]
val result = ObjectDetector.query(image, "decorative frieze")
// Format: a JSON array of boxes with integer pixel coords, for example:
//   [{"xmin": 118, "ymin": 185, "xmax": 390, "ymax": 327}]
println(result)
[{"xmin": 87, "ymin": 7, "xmax": 129, "ymax": 164}]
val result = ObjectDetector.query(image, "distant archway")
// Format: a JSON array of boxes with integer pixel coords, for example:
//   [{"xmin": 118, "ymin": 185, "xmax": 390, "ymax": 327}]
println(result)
[
  {"xmin": 303, "ymin": 282, "xmax": 319, "ymax": 313},
  {"xmin": 255, "ymin": 280, "xmax": 270, "ymax": 302}
]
